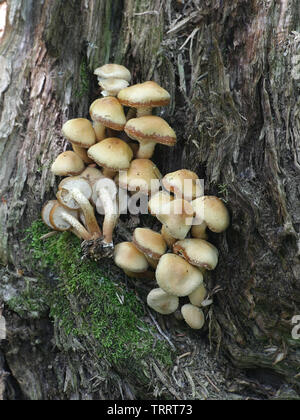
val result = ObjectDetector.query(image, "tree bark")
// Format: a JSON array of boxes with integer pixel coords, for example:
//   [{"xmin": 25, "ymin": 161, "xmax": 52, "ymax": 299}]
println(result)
[{"xmin": 0, "ymin": 0, "xmax": 299, "ymax": 399}]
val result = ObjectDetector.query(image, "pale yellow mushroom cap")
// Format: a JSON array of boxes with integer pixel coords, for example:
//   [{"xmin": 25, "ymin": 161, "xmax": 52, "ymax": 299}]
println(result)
[
  {"xmin": 125, "ymin": 116, "xmax": 176, "ymax": 146},
  {"xmin": 133, "ymin": 228, "xmax": 167, "ymax": 260},
  {"xmin": 191, "ymin": 196, "xmax": 230, "ymax": 233},
  {"xmin": 155, "ymin": 199, "xmax": 194, "ymax": 240},
  {"xmin": 162, "ymin": 169, "xmax": 203, "ymax": 201},
  {"xmin": 88, "ymin": 138, "xmax": 133, "ymax": 171},
  {"xmin": 156, "ymin": 254, "xmax": 203, "ymax": 297},
  {"xmin": 99, "ymin": 78, "xmax": 129, "ymax": 96},
  {"xmin": 181, "ymin": 304, "xmax": 205, "ymax": 329},
  {"xmin": 51, "ymin": 151, "xmax": 85, "ymax": 176},
  {"xmin": 89, "ymin": 97, "xmax": 126, "ymax": 131},
  {"xmin": 41, "ymin": 200, "xmax": 58, "ymax": 229},
  {"xmin": 173, "ymin": 238, "xmax": 219, "ymax": 270},
  {"xmin": 188, "ymin": 284, "xmax": 208, "ymax": 307},
  {"xmin": 94, "ymin": 64, "xmax": 131, "ymax": 82},
  {"xmin": 118, "ymin": 81, "xmax": 170, "ymax": 108},
  {"xmin": 62, "ymin": 118, "xmax": 96, "ymax": 148},
  {"xmin": 116, "ymin": 159, "xmax": 162, "ymax": 194},
  {"xmin": 114, "ymin": 242, "xmax": 149, "ymax": 273},
  {"xmin": 147, "ymin": 288, "xmax": 179, "ymax": 315}
]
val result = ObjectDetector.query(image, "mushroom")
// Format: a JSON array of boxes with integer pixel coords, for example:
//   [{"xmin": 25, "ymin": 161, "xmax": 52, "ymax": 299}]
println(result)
[
  {"xmin": 57, "ymin": 176, "xmax": 102, "ymax": 239},
  {"xmin": 115, "ymin": 158, "xmax": 162, "ymax": 197},
  {"xmin": 94, "ymin": 63, "xmax": 131, "ymax": 85},
  {"xmin": 118, "ymin": 81, "xmax": 171, "ymax": 117},
  {"xmin": 181, "ymin": 304, "xmax": 205, "ymax": 330},
  {"xmin": 124, "ymin": 116, "xmax": 176, "ymax": 159},
  {"xmin": 49, "ymin": 201, "xmax": 92, "ymax": 241},
  {"xmin": 148, "ymin": 190, "xmax": 174, "ymax": 217},
  {"xmin": 162, "ymin": 169, "xmax": 203, "ymax": 202},
  {"xmin": 41, "ymin": 200, "xmax": 60, "ymax": 230},
  {"xmin": 147, "ymin": 288, "xmax": 179, "ymax": 315},
  {"xmin": 173, "ymin": 238, "xmax": 219, "ymax": 271},
  {"xmin": 188, "ymin": 284, "xmax": 208, "ymax": 307},
  {"xmin": 98, "ymin": 78, "xmax": 129, "ymax": 97},
  {"xmin": 191, "ymin": 196, "xmax": 230, "ymax": 237},
  {"xmin": 155, "ymin": 253, "xmax": 203, "ymax": 297},
  {"xmin": 87, "ymin": 137, "xmax": 133, "ymax": 179},
  {"xmin": 89, "ymin": 96, "xmax": 126, "ymax": 139},
  {"xmin": 80, "ymin": 166, "xmax": 104, "ymax": 189},
  {"xmin": 114, "ymin": 242, "xmax": 154, "ymax": 280},
  {"xmin": 133, "ymin": 227, "xmax": 167, "ymax": 269},
  {"xmin": 93, "ymin": 177, "xmax": 119, "ymax": 246},
  {"xmin": 51, "ymin": 151, "xmax": 85, "ymax": 176},
  {"xmin": 61, "ymin": 118, "xmax": 96, "ymax": 164}
]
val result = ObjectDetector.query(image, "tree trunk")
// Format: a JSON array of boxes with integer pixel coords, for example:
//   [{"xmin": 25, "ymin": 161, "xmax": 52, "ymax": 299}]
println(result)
[{"xmin": 0, "ymin": 0, "xmax": 299, "ymax": 400}]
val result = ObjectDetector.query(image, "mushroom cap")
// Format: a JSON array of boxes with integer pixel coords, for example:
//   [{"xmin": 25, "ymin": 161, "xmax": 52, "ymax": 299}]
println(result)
[
  {"xmin": 49, "ymin": 202, "xmax": 79, "ymax": 231},
  {"xmin": 181, "ymin": 304, "xmax": 205, "ymax": 329},
  {"xmin": 147, "ymin": 288, "xmax": 179, "ymax": 315},
  {"xmin": 57, "ymin": 177, "xmax": 92, "ymax": 210},
  {"xmin": 118, "ymin": 81, "xmax": 171, "ymax": 108},
  {"xmin": 115, "ymin": 158, "xmax": 162, "ymax": 194},
  {"xmin": 189, "ymin": 284, "xmax": 208, "ymax": 307},
  {"xmin": 173, "ymin": 238, "xmax": 219, "ymax": 270},
  {"xmin": 51, "ymin": 151, "xmax": 85, "ymax": 176},
  {"xmin": 148, "ymin": 191, "xmax": 174, "ymax": 216},
  {"xmin": 88, "ymin": 138, "xmax": 133, "ymax": 171},
  {"xmin": 89, "ymin": 97, "xmax": 126, "ymax": 131},
  {"xmin": 133, "ymin": 228, "xmax": 167, "ymax": 260},
  {"xmin": 191, "ymin": 196, "xmax": 230, "ymax": 233},
  {"xmin": 125, "ymin": 116, "xmax": 176, "ymax": 146},
  {"xmin": 114, "ymin": 242, "xmax": 149, "ymax": 273},
  {"xmin": 94, "ymin": 64, "xmax": 131, "ymax": 82},
  {"xmin": 99, "ymin": 78, "xmax": 129, "ymax": 96},
  {"xmin": 41, "ymin": 200, "xmax": 58, "ymax": 229},
  {"xmin": 80, "ymin": 166, "xmax": 104, "ymax": 186},
  {"xmin": 156, "ymin": 254, "xmax": 203, "ymax": 297},
  {"xmin": 162, "ymin": 169, "xmax": 203, "ymax": 201},
  {"xmin": 62, "ymin": 118, "xmax": 96, "ymax": 148},
  {"xmin": 155, "ymin": 199, "xmax": 194, "ymax": 240}
]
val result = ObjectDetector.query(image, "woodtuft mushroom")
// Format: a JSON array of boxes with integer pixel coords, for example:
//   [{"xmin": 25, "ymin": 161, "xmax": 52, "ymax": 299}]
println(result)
[
  {"xmin": 191, "ymin": 196, "xmax": 230, "ymax": 236},
  {"xmin": 162, "ymin": 169, "xmax": 203, "ymax": 202},
  {"xmin": 173, "ymin": 238, "xmax": 219, "ymax": 271},
  {"xmin": 51, "ymin": 151, "xmax": 85, "ymax": 177},
  {"xmin": 133, "ymin": 227, "xmax": 167, "ymax": 268},
  {"xmin": 114, "ymin": 241, "xmax": 154, "ymax": 279},
  {"xmin": 147, "ymin": 288, "xmax": 179, "ymax": 315},
  {"xmin": 181, "ymin": 304, "xmax": 205, "ymax": 330},
  {"xmin": 62, "ymin": 118, "xmax": 96, "ymax": 164}
]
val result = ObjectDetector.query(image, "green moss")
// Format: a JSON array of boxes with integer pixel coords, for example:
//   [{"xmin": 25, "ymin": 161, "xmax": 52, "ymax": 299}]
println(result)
[
  {"xmin": 75, "ymin": 59, "xmax": 90, "ymax": 99},
  {"xmin": 21, "ymin": 220, "xmax": 173, "ymax": 367}
]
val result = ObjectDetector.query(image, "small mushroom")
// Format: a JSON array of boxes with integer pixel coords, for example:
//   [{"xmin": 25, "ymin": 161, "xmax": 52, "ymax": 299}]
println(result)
[
  {"xmin": 98, "ymin": 78, "xmax": 129, "ymax": 97},
  {"xmin": 191, "ymin": 196, "xmax": 230, "ymax": 236},
  {"xmin": 173, "ymin": 238, "xmax": 219, "ymax": 271},
  {"xmin": 57, "ymin": 176, "xmax": 102, "ymax": 239},
  {"xmin": 89, "ymin": 97, "xmax": 127, "ymax": 135},
  {"xmin": 162, "ymin": 169, "xmax": 203, "ymax": 202},
  {"xmin": 49, "ymin": 201, "xmax": 92, "ymax": 241},
  {"xmin": 124, "ymin": 116, "xmax": 176, "ymax": 159},
  {"xmin": 61, "ymin": 118, "xmax": 96, "ymax": 164},
  {"xmin": 155, "ymin": 253, "xmax": 203, "ymax": 297},
  {"xmin": 181, "ymin": 304, "xmax": 205, "ymax": 330},
  {"xmin": 188, "ymin": 284, "xmax": 208, "ymax": 307},
  {"xmin": 88, "ymin": 137, "xmax": 133, "ymax": 179},
  {"xmin": 114, "ymin": 242, "xmax": 154, "ymax": 279},
  {"xmin": 147, "ymin": 288, "xmax": 179, "ymax": 315},
  {"xmin": 51, "ymin": 151, "xmax": 85, "ymax": 176},
  {"xmin": 118, "ymin": 81, "xmax": 171, "ymax": 117},
  {"xmin": 41, "ymin": 200, "xmax": 60, "ymax": 230},
  {"xmin": 94, "ymin": 63, "xmax": 131, "ymax": 84},
  {"xmin": 133, "ymin": 227, "xmax": 167, "ymax": 268}
]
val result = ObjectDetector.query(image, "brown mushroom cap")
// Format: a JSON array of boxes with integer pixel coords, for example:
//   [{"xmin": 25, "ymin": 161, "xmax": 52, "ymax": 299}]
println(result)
[
  {"xmin": 89, "ymin": 97, "xmax": 126, "ymax": 131},
  {"xmin": 125, "ymin": 116, "xmax": 176, "ymax": 146},
  {"xmin": 181, "ymin": 304, "xmax": 205, "ymax": 329},
  {"xmin": 188, "ymin": 284, "xmax": 208, "ymax": 307},
  {"xmin": 115, "ymin": 159, "xmax": 162, "ymax": 194},
  {"xmin": 173, "ymin": 238, "xmax": 219, "ymax": 270},
  {"xmin": 118, "ymin": 81, "xmax": 170, "ymax": 108},
  {"xmin": 94, "ymin": 64, "xmax": 131, "ymax": 82},
  {"xmin": 51, "ymin": 151, "xmax": 85, "ymax": 176},
  {"xmin": 191, "ymin": 196, "xmax": 230, "ymax": 233},
  {"xmin": 156, "ymin": 253, "xmax": 203, "ymax": 297},
  {"xmin": 41, "ymin": 200, "xmax": 58, "ymax": 229},
  {"xmin": 88, "ymin": 138, "xmax": 133, "ymax": 171},
  {"xmin": 62, "ymin": 118, "xmax": 96, "ymax": 148},
  {"xmin": 133, "ymin": 228, "xmax": 167, "ymax": 260},
  {"xmin": 99, "ymin": 78, "xmax": 129, "ymax": 96},
  {"xmin": 162, "ymin": 169, "xmax": 203, "ymax": 202},
  {"xmin": 147, "ymin": 288, "xmax": 179, "ymax": 315},
  {"xmin": 114, "ymin": 242, "xmax": 149, "ymax": 273}
]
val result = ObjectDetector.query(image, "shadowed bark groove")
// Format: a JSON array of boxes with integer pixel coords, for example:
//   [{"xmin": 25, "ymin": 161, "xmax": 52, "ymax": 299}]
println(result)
[{"xmin": 0, "ymin": 0, "xmax": 299, "ymax": 399}]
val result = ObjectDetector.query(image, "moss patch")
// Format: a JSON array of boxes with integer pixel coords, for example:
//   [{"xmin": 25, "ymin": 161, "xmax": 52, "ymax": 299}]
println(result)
[{"xmin": 21, "ymin": 220, "xmax": 173, "ymax": 367}]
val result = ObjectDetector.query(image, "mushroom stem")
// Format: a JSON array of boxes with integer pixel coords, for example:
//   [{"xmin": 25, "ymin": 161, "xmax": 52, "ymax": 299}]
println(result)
[
  {"xmin": 161, "ymin": 225, "xmax": 177, "ymax": 248},
  {"xmin": 70, "ymin": 188, "xmax": 102, "ymax": 239},
  {"xmin": 72, "ymin": 143, "xmax": 94, "ymax": 164},
  {"xmin": 93, "ymin": 121, "xmax": 106, "ymax": 142},
  {"xmin": 136, "ymin": 106, "xmax": 152, "ymax": 117},
  {"xmin": 61, "ymin": 212, "xmax": 93, "ymax": 241},
  {"xmin": 136, "ymin": 140, "xmax": 156, "ymax": 159},
  {"xmin": 126, "ymin": 108, "xmax": 137, "ymax": 121},
  {"xmin": 191, "ymin": 222, "xmax": 208, "ymax": 240},
  {"xmin": 97, "ymin": 188, "xmax": 119, "ymax": 245},
  {"xmin": 102, "ymin": 168, "xmax": 117, "ymax": 179}
]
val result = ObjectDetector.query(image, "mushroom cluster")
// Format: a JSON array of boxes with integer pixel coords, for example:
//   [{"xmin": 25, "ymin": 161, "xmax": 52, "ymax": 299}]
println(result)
[{"xmin": 42, "ymin": 63, "xmax": 230, "ymax": 331}]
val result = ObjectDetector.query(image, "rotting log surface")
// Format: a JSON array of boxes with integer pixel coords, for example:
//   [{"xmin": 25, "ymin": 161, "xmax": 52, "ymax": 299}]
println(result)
[{"xmin": 0, "ymin": 0, "xmax": 299, "ymax": 399}]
